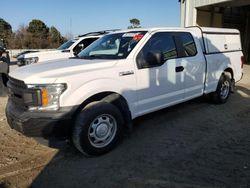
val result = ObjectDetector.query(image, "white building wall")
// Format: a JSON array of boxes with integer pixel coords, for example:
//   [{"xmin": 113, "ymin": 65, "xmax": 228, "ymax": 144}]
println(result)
[{"xmin": 180, "ymin": 0, "xmax": 232, "ymax": 26}]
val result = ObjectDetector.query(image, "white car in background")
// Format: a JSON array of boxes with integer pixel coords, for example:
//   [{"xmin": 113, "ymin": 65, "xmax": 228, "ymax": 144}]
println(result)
[{"xmin": 17, "ymin": 30, "xmax": 117, "ymax": 66}]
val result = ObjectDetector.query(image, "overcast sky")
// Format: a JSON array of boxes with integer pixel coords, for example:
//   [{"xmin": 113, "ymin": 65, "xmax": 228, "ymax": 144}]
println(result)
[{"xmin": 2, "ymin": 0, "xmax": 181, "ymax": 36}]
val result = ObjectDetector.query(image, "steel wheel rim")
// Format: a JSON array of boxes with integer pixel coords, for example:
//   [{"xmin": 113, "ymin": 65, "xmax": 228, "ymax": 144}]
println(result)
[
  {"xmin": 220, "ymin": 80, "xmax": 230, "ymax": 99},
  {"xmin": 88, "ymin": 114, "xmax": 117, "ymax": 148}
]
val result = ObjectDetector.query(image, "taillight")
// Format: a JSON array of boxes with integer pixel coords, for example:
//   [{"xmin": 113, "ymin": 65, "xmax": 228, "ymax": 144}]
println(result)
[{"xmin": 241, "ymin": 56, "xmax": 245, "ymax": 69}]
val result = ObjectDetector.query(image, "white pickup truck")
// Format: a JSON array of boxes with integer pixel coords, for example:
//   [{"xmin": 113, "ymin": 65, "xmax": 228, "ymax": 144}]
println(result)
[
  {"xmin": 6, "ymin": 27, "xmax": 244, "ymax": 156},
  {"xmin": 16, "ymin": 31, "xmax": 115, "ymax": 66}
]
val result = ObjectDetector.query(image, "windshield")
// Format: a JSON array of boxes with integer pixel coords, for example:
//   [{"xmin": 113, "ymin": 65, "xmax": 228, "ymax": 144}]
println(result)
[
  {"xmin": 57, "ymin": 39, "xmax": 76, "ymax": 50},
  {"xmin": 78, "ymin": 31, "xmax": 147, "ymax": 59}
]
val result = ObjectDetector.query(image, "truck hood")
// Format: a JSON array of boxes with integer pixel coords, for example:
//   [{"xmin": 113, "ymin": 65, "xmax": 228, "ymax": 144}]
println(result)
[
  {"xmin": 19, "ymin": 49, "xmax": 61, "ymax": 59},
  {"xmin": 9, "ymin": 58, "xmax": 117, "ymax": 84}
]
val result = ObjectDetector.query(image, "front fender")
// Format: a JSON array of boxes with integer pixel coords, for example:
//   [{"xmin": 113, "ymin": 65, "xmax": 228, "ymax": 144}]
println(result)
[{"xmin": 60, "ymin": 78, "xmax": 136, "ymax": 115}]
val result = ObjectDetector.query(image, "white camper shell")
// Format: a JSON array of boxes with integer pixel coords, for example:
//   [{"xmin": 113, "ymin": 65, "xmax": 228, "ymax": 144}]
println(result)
[{"xmin": 190, "ymin": 27, "xmax": 241, "ymax": 53}]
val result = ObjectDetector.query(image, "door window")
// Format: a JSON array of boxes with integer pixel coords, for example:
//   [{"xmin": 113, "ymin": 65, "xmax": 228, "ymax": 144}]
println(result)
[{"xmin": 137, "ymin": 32, "xmax": 177, "ymax": 69}]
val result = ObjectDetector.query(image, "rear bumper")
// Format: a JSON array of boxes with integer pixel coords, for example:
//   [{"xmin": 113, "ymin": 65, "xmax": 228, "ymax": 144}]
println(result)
[{"xmin": 5, "ymin": 100, "xmax": 77, "ymax": 139}]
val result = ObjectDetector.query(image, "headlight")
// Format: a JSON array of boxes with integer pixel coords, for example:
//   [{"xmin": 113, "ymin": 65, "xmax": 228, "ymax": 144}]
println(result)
[
  {"xmin": 24, "ymin": 57, "xmax": 39, "ymax": 64},
  {"xmin": 27, "ymin": 83, "xmax": 67, "ymax": 111}
]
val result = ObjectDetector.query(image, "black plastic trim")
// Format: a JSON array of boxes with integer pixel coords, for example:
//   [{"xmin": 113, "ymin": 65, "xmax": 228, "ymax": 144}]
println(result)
[
  {"xmin": 202, "ymin": 31, "xmax": 239, "ymax": 35},
  {"xmin": 7, "ymin": 77, "xmax": 42, "ymax": 107},
  {"xmin": 6, "ymin": 100, "xmax": 78, "ymax": 138},
  {"xmin": 204, "ymin": 49, "xmax": 242, "ymax": 55}
]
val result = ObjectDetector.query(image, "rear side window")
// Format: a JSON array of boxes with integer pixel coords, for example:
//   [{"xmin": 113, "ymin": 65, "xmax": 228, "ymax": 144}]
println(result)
[{"xmin": 178, "ymin": 32, "xmax": 197, "ymax": 57}]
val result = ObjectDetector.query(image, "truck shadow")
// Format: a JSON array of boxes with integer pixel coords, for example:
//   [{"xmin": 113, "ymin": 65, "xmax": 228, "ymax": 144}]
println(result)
[{"xmin": 28, "ymin": 83, "xmax": 250, "ymax": 188}]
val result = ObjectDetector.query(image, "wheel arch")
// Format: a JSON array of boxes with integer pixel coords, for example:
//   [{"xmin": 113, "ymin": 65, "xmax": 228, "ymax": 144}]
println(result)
[
  {"xmin": 72, "ymin": 92, "xmax": 132, "ymax": 132},
  {"xmin": 224, "ymin": 67, "xmax": 234, "ymax": 79}
]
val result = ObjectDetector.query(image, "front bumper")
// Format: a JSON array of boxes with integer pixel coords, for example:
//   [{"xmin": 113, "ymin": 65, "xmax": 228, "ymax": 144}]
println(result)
[
  {"xmin": 5, "ymin": 100, "xmax": 77, "ymax": 139},
  {"xmin": 17, "ymin": 58, "xmax": 26, "ymax": 66}
]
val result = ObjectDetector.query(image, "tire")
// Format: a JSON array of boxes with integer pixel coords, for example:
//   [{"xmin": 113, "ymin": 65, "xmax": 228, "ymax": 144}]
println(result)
[
  {"xmin": 211, "ymin": 72, "xmax": 232, "ymax": 104},
  {"xmin": 72, "ymin": 101, "xmax": 124, "ymax": 156}
]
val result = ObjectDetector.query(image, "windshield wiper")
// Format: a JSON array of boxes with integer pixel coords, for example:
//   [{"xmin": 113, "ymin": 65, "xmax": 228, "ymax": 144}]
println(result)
[
  {"xmin": 80, "ymin": 54, "xmax": 122, "ymax": 60},
  {"xmin": 80, "ymin": 54, "xmax": 104, "ymax": 59}
]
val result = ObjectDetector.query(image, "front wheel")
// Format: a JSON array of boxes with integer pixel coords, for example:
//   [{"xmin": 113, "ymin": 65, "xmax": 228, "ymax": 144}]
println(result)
[
  {"xmin": 72, "ymin": 101, "xmax": 124, "ymax": 156},
  {"xmin": 211, "ymin": 72, "xmax": 232, "ymax": 104}
]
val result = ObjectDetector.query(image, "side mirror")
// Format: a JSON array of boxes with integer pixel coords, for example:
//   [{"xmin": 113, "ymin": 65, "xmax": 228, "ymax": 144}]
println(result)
[{"xmin": 146, "ymin": 51, "xmax": 164, "ymax": 67}]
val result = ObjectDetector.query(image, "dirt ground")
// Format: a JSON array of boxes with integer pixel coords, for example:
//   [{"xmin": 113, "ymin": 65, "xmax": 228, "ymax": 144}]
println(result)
[{"xmin": 0, "ymin": 65, "xmax": 250, "ymax": 188}]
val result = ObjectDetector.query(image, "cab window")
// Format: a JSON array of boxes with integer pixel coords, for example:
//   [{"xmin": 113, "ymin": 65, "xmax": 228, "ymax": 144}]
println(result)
[
  {"xmin": 73, "ymin": 38, "xmax": 98, "ymax": 56},
  {"xmin": 137, "ymin": 32, "xmax": 177, "ymax": 69},
  {"xmin": 177, "ymin": 32, "xmax": 197, "ymax": 57}
]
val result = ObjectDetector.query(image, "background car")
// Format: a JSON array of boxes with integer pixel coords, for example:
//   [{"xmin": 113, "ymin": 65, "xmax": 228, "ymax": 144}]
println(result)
[
  {"xmin": 0, "ymin": 39, "xmax": 10, "ymax": 96},
  {"xmin": 17, "ymin": 30, "xmax": 118, "ymax": 66}
]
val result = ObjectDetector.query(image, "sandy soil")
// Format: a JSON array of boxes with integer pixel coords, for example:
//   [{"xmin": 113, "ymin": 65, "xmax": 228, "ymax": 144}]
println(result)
[{"xmin": 0, "ymin": 65, "xmax": 250, "ymax": 188}]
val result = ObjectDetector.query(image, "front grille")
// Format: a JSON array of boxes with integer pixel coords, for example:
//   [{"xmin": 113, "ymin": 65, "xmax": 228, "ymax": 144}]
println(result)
[
  {"xmin": 7, "ymin": 77, "xmax": 41, "ymax": 108},
  {"xmin": 17, "ymin": 58, "xmax": 26, "ymax": 66},
  {"xmin": 8, "ymin": 76, "xmax": 27, "ymax": 90}
]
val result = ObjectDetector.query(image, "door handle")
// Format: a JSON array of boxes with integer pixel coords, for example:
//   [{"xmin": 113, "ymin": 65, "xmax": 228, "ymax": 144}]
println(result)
[{"xmin": 175, "ymin": 66, "xmax": 184, "ymax": 72}]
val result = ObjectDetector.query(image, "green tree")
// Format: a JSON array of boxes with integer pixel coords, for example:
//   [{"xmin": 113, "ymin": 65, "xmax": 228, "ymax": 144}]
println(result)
[
  {"xmin": 27, "ymin": 19, "xmax": 49, "ymax": 37},
  {"xmin": 49, "ymin": 26, "xmax": 64, "ymax": 48},
  {"xmin": 0, "ymin": 18, "xmax": 66, "ymax": 49},
  {"xmin": 128, "ymin": 18, "xmax": 141, "ymax": 29},
  {"xmin": 0, "ymin": 18, "xmax": 13, "ymax": 47},
  {"xmin": 27, "ymin": 19, "xmax": 49, "ymax": 48}
]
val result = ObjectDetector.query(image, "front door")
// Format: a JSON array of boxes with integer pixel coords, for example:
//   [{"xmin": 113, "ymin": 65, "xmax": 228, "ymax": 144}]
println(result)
[{"xmin": 135, "ymin": 32, "xmax": 185, "ymax": 116}]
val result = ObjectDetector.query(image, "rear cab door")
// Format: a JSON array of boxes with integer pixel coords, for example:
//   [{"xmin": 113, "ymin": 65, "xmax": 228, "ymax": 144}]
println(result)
[{"xmin": 173, "ymin": 32, "xmax": 206, "ymax": 100}]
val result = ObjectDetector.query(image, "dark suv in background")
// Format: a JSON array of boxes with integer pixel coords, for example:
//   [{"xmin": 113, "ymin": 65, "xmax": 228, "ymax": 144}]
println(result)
[{"xmin": 0, "ymin": 39, "xmax": 10, "ymax": 96}]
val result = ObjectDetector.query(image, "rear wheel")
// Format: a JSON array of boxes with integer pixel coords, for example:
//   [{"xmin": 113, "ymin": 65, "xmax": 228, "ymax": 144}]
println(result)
[
  {"xmin": 72, "ymin": 101, "xmax": 124, "ymax": 156},
  {"xmin": 211, "ymin": 72, "xmax": 232, "ymax": 104}
]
